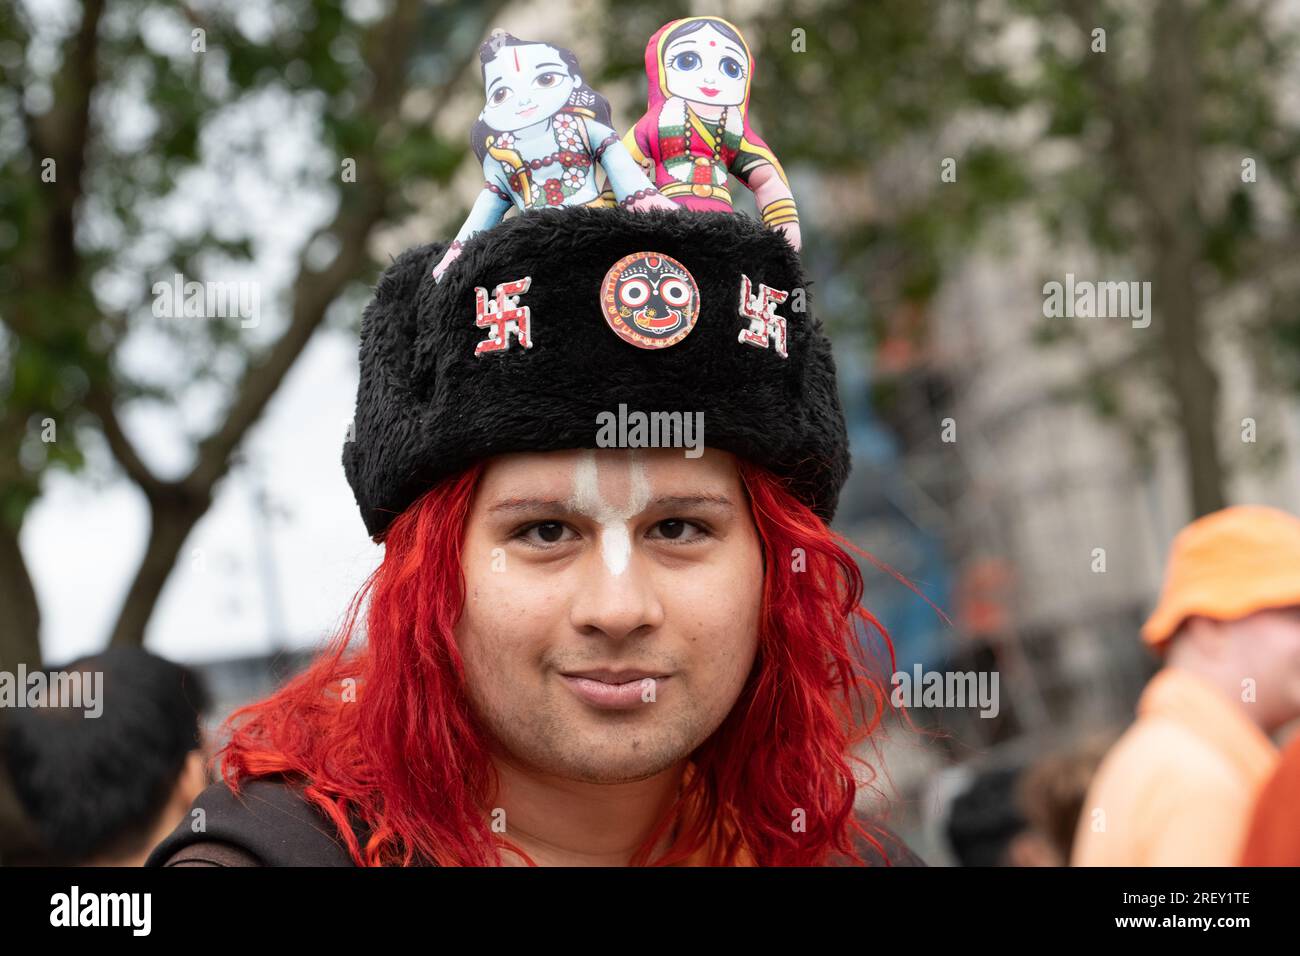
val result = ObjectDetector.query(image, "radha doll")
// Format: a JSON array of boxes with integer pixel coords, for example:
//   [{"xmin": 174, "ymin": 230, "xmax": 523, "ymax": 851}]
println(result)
[
  {"xmin": 432, "ymin": 30, "xmax": 677, "ymax": 282},
  {"xmin": 622, "ymin": 16, "xmax": 801, "ymax": 252}
]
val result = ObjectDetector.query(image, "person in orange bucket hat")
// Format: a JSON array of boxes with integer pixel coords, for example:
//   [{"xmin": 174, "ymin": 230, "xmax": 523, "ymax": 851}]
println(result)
[{"xmin": 1072, "ymin": 505, "xmax": 1300, "ymax": 866}]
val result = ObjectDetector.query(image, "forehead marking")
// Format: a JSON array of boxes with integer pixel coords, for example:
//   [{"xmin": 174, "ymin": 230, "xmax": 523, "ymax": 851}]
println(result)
[{"xmin": 567, "ymin": 450, "xmax": 652, "ymax": 577}]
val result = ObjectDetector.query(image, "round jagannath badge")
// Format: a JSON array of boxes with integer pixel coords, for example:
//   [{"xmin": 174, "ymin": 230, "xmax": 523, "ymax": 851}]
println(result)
[{"xmin": 599, "ymin": 251, "xmax": 701, "ymax": 349}]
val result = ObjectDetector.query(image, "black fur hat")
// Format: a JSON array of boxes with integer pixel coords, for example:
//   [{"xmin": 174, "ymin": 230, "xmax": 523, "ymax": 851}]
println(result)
[{"xmin": 343, "ymin": 206, "xmax": 849, "ymax": 539}]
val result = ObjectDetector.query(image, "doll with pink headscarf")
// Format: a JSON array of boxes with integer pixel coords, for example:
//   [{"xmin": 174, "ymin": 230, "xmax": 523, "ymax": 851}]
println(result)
[{"xmin": 621, "ymin": 16, "xmax": 801, "ymax": 252}]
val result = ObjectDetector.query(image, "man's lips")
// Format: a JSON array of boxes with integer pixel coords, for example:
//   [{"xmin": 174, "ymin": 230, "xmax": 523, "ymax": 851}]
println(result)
[
  {"xmin": 560, "ymin": 669, "xmax": 671, "ymax": 709},
  {"xmin": 517, "ymin": 104, "xmax": 539, "ymax": 116},
  {"xmin": 562, "ymin": 668, "xmax": 668, "ymax": 683},
  {"xmin": 698, "ymin": 86, "xmax": 719, "ymax": 97}
]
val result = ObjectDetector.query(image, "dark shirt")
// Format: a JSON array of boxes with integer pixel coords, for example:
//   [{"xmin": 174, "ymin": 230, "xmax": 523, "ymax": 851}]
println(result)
[
  {"xmin": 146, "ymin": 777, "xmax": 357, "ymax": 867},
  {"xmin": 147, "ymin": 777, "xmax": 926, "ymax": 867}
]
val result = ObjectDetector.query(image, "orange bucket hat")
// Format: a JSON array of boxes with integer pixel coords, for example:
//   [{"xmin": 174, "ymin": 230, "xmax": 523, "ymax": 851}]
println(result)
[{"xmin": 1142, "ymin": 505, "xmax": 1300, "ymax": 646}]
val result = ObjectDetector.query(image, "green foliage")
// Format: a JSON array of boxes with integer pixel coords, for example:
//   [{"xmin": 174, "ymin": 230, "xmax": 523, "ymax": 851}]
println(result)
[
  {"xmin": 0, "ymin": 0, "xmax": 483, "ymax": 529},
  {"xmin": 596, "ymin": 0, "xmax": 1300, "ymax": 504}
]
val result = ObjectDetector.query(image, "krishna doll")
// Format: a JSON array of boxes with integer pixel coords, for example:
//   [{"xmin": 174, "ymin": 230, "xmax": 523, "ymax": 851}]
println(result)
[
  {"xmin": 432, "ymin": 30, "xmax": 677, "ymax": 282},
  {"xmin": 622, "ymin": 16, "xmax": 801, "ymax": 252}
]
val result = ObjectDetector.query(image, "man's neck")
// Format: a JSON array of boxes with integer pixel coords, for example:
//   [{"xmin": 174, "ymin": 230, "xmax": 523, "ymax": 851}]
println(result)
[
  {"xmin": 487, "ymin": 754, "xmax": 688, "ymax": 866},
  {"xmin": 1164, "ymin": 660, "xmax": 1276, "ymax": 734},
  {"xmin": 80, "ymin": 814, "xmax": 176, "ymax": 867}
]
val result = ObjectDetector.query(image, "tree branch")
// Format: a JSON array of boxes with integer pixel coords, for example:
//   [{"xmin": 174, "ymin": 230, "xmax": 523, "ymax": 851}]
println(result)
[
  {"xmin": 182, "ymin": 0, "xmax": 424, "ymax": 495},
  {"xmin": 182, "ymin": 0, "xmax": 504, "ymax": 496},
  {"xmin": 106, "ymin": 0, "xmax": 506, "ymax": 646},
  {"xmin": 1062, "ymin": 0, "xmax": 1166, "ymax": 216},
  {"xmin": 85, "ymin": 385, "xmax": 168, "ymax": 499},
  {"xmin": 39, "ymin": 0, "xmax": 105, "ymax": 277}
]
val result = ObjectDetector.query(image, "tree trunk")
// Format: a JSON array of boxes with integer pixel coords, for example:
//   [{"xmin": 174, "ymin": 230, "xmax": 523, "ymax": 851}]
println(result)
[
  {"xmin": 1069, "ymin": 0, "xmax": 1229, "ymax": 517},
  {"xmin": 1156, "ymin": 250, "xmax": 1227, "ymax": 517},
  {"xmin": 1150, "ymin": 0, "xmax": 1227, "ymax": 517},
  {"xmin": 107, "ymin": 489, "xmax": 210, "ymax": 648},
  {"xmin": 0, "ymin": 521, "xmax": 42, "ymax": 862},
  {"xmin": 0, "ymin": 520, "xmax": 41, "ymax": 669}
]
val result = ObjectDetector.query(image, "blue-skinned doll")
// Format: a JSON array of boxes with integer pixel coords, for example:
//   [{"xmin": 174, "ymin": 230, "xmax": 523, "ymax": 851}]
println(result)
[{"xmin": 432, "ymin": 29, "xmax": 677, "ymax": 282}]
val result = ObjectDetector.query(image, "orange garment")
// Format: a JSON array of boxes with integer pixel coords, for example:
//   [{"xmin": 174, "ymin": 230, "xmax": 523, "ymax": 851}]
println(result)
[
  {"xmin": 1141, "ymin": 505, "xmax": 1300, "ymax": 646},
  {"xmin": 675, "ymin": 762, "xmax": 756, "ymax": 866},
  {"xmin": 1071, "ymin": 668, "xmax": 1279, "ymax": 866},
  {"xmin": 679, "ymin": 821, "xmax": 756, "ymax": 866},
  {"xmin": 1239, "ymin": 730, "xmax": 1300, "ymax": 865}
]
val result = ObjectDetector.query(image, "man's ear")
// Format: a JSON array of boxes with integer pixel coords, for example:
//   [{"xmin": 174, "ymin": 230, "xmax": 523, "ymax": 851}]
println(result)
[{"xmin": 174, "ymin": 749, "xmax": 208, "ymax": 807}]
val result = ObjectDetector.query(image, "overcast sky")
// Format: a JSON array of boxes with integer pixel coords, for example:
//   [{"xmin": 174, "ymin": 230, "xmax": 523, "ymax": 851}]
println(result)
[{"xmin": 17, "ymin": 0, "xmax": 391, "ymax": 666}]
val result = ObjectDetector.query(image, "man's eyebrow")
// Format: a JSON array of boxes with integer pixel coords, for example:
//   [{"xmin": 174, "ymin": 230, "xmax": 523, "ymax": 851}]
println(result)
[
  {"xmin": 488, "ymin": 494, "xmax": 736, "ymax": 515},
  {"xmin": 532, "ymin": 61, "xmax": 564, "ymax": 71}
]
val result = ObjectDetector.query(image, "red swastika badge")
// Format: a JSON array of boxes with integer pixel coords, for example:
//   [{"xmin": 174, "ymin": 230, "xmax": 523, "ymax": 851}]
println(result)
[
  {"xmin": 737, "ymin": 274, "xmax": 790, "ymax": 359},
  {"xmin": 475, "ymin": 276, "xmax": 532, "ymax": 356}
]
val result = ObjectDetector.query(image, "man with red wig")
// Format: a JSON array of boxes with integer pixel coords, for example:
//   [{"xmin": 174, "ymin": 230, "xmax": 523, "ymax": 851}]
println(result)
[{"xmin": 146, "ymin": 204, "xmax": 922, "ymax": 867}]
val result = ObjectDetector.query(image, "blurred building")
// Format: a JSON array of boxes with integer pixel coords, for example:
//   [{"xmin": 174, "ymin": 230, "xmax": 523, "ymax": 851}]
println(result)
[
  {"xmin": 189, "ymin": 648, "xmax": 317, "ymax": 739},
  {"xmin": 854, "ymin": 217, "xmax": 1300, "ymax": 862}
]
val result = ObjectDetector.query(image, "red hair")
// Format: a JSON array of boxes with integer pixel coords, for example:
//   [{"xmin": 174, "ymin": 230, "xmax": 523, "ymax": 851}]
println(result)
[{"xmin": 216, "ymin": 457, "xmax": 904, "ymax": 866}]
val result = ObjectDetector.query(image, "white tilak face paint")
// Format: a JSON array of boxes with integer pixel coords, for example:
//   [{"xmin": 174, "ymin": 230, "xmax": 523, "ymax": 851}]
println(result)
[{"xmin": 567, "ymin": 450, "xmax": 652, "ymax": 576}]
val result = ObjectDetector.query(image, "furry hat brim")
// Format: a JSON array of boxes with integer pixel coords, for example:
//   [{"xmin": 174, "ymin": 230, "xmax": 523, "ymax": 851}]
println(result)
[{"xmin": 344, "ymin": 206, "xmax": 849, "ymax": 539}]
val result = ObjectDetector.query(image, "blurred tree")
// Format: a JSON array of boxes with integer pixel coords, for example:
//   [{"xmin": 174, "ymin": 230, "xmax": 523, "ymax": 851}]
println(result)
[
  {"xmin": 599, "ymin": 0, "xmax": 1300, "ymax": 519},
  {"xmin": 0, "ymin": 0, "xmax": 506, "ymax": 666},
  {"xmin": 12, "ymin": 0, "xmax": 1287, "ymax": 663},
  {"xmin": 1009, "ymin": 0, "xmax": 1300, "ymax": 517}
]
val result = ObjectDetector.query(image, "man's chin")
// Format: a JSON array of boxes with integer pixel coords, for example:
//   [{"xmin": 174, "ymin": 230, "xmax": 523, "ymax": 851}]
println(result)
[
  {"xmin": 553, "ymin": 757, "xmax": 680, "ymax": 786},
  {"xmin": 545, "ymin": 731, "xmax": 689, "ymax": 784}
]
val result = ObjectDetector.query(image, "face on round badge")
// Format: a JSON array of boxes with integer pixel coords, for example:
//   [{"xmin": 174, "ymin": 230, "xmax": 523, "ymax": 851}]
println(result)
[{"xmin": 600, "ymin": 252, "xmax": 701, "ymax": 349}]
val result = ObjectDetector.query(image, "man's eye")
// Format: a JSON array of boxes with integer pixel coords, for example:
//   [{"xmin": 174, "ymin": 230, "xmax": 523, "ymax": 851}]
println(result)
[
  {"xmin": 534, "ymin": 72, "xmax": 562, "ymax": 88},
  {"xmin": 515, "ymin": 521, "xmax": 574, "ymax": 546},
  {"xmin": 648, "ymin": 519, "xmax": 709, "ymax": 542},
  {"xmin": 490, "ymin": 87, "xmax": 512, "ymax": 105}
]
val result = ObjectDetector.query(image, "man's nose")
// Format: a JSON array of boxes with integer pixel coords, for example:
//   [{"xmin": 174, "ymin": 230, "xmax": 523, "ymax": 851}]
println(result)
[{"xmin": 568, "ymin": 539, "xmax": 665, "ymax": 640}]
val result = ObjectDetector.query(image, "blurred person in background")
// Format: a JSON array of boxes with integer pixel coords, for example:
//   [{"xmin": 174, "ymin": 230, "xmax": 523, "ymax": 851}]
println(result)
[
  {"xmin": 2, "ymin": 648, "xmax": 210, "ymax": 866},
  {"xmin": 945, "ymin": 765, "xmax": 1044, "ymax": 866},
  {"xmin": 1239, "ymin": 730, "xmax": 1300, "ymax": 865},
  {"xmin": 1016, "ymin": 734, "xmax": 1114, "ymax": 866},
  {"xmin": 1071, "ymin": 506, "xmax": 1300, "ymax": 866},
  {"xmin": 945, "ymin": 737, "xmax": 1112, "ymax": 867}
]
